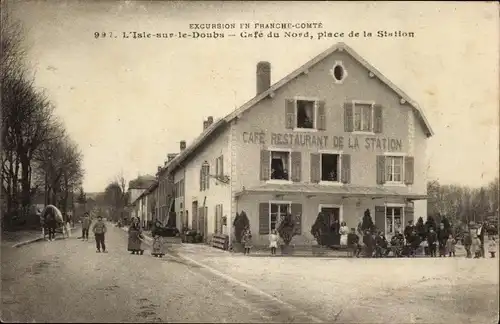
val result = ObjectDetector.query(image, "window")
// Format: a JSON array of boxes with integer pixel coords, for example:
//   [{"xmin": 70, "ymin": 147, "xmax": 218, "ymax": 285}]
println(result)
[
  {"xmin": 320, "ymin": 153, "xmax": 340, "ymax": 182},
  {"xmin": 215, "ymin": 155, "xmax": 224, "ymax": 177},
  {"xmin": 270, "ymin": 203, "xmax": 290, "ymax": 231},
  {"xmin": 353, "ymin": 103, "xmax": 373, "ymax": 132},
  {"xmin": 270, "ymin": 151, "xmax": 290, "ymax": 180},
  {"xmin": 386, "ymin": 156, "xmax": 403, "ymax": 183},
  {"xmin": 330, "ymin": 61, "xmax": 347, "ymax": 83},
  {"xmin": 296, "ymin": 100, "xmax": 315, "ymax": 129},
  {"xmin": 386, "ymin": 207, "xmax": 403, "ymax": 235},
  {"xmin": 200, "ymin": 162, "xmax": 210, "ymax": 191}
]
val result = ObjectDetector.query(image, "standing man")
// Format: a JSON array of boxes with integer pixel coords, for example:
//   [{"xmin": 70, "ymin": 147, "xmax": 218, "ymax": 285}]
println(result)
[
  {"xmin": 92, "ymin": 215, "xmax": 107, "ymax": 253},
  {"xmin": 477, "ymin": 222, "xmax": 485, "ymax": 258},
  {"xmin": 404, "ymin": 220, "xmax": 414, "ymax": 244},
  {"xmin": 81, "ymin": 212, "xmax": 91, "ymax": 241}
]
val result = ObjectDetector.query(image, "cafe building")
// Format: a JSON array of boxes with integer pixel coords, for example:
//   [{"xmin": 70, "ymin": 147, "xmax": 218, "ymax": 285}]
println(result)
[{"xmin": 166, "ymin": 42, "xmax": 433, "ymax": 246}]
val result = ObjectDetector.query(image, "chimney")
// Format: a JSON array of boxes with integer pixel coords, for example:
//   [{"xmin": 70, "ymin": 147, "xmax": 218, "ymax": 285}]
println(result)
[
  {"xmin": 180, "ymin": 140, "xmax": 186, "ymax": 151},
  {"xmin": 167, "ymin": 153, "xmax": 177, "ymax": 162},
  {"xmin": 207, "ymin": 116, "xmax": 214, "ymax": 126},
  {"xmin": 256, "ymin": 61, "xmax": 271, "ymax": 95},
  {"xmin": 203, "ymin": 120, "xmax": 209, "ymax": 130}
]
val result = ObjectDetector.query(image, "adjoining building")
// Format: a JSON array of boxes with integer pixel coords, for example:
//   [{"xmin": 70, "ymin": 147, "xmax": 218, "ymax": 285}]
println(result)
[{"xmin": 164, "ymin": 42, "xmax": 433, "ymax": 247}]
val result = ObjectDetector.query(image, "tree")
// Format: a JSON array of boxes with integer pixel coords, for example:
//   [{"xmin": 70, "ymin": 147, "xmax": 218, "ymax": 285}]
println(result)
[
  {"xmin": 1, "ymin": 11, "xmax": 68, "ymax": 225},
  {"xmin": 361, "ymin": 209, "xmax": 375, "ymax": 233},
  {"xmin": 277, "ymin": 212, "xmax": 298, "ymax": 246},
  {"xmin": 311, "ymin": 212, "xmax": 330, "ymax": 245},
  {"xmin": 233, "ymin": 211, "xmax": 249, "ymax": 244},
  {"xmin": 102, "ymin": 174, "xmax": 128, "ymax": 222}
]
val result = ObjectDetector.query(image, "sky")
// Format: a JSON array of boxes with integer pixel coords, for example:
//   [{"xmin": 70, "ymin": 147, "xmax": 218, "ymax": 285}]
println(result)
[{"xmin": 8, "ymin": 0, "xmax": 499, "ymax": 192}]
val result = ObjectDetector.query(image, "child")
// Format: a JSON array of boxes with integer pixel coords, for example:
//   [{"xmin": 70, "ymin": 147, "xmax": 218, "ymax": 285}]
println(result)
[
  {"xmin": 488, "ymin": 236, "xmax": 497, "ymax": 258},
  {"xmin": 347, "ymin": 228, "xmax": 361, "ymax": 257},
  {"xmin": 462, "ymin": 231, "xmax": 472, "ymax": 258},
  {"xmin": 446, "ymin": 234, "xmax": 456, "ymax": 257},
  {"xmin": 375, "ymin": 231, "xmax": 388, "ymax": 258},
  {"xmin": 269, "ymin": 229, "xmax": 278, "ymax": 255},
  {"xmin": 363, "ymin": 230, "xmax": 374, "ymax": 258},
  {"xmin": 242, "ymin": 228, "xmax": 253, "ymax": 255},
  {"xmin": 409, "ymin": 230, "xmax": 421, "ymax": 257},
  {"xmin": 471, "ymin": 233, "xmax": 481, "ymax": 258},
  {"xmin": 427, "ymin": 228, "xmax": 438, "ymax": 257},
  {"xmin": 92, "ymin": 215, "xmax": 107, "ymax": 253}
]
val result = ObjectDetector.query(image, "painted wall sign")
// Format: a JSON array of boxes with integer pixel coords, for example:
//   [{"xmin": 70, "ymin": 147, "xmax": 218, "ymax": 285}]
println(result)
[{"xmin": 241, "ymin": 131, "xmax": 403, "ymax": 151}]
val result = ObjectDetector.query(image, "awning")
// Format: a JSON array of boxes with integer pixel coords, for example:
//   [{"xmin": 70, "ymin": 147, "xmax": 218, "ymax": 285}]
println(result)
[{"xmin": 234, "ymin": 183, "xmax": 427, "ymax": 200}]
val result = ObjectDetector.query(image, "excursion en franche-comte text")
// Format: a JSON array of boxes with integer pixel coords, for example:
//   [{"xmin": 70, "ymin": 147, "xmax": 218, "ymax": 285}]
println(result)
[{"xmin": 94, "ymin": 22, "xmax": 415, "ymax": 40}]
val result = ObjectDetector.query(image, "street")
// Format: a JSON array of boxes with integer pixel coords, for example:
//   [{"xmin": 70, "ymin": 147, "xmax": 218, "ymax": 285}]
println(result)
[
  {"xmin": 2, "ymin": 224, "xmax": 499, "ymax": 323},
  {"xmin": 1, "ymin": 224, "xmax": 319, "ymax": 323}
]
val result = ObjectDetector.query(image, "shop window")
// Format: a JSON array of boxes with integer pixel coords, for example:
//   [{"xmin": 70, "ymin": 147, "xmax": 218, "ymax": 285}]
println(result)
[
  {"xmin": 386, "ymin": 156, "xmax": 404, "ymax": 183},
  {"xmin": 296, "ymin": 100, "xmax": 315, "ymax": 129},
  {"xmin": 270, "ymin": 151, "xmax": 290, "ymax": 180},
  {"xmin": 353, "ymin": 103, "xmax": 373, "ymax": 132},
  {"xmin": 321, "ymin": 153, "xmax": 340, "ymax": 182},
  {"xmin": 270, "ymin": 203, "xmax": 290, "ymax": 231},
  {"xmin": 386, "ymin": 207, "xmax": 403, "ymax": 235}
]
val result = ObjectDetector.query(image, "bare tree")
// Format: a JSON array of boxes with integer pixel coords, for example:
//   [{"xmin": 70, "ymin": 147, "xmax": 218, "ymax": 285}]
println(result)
[{"xmin": 103, "ymin": 173, "xmax": 128, "ymax": 222}]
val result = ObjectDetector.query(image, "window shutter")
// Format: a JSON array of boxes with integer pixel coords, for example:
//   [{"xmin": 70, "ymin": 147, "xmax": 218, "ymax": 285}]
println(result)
[
  {"xmin": 404, "ymin": 156, "xmax": 414, "ymax": 185},
  {"xmin": 260, "ymin": 150, "xmax": 270, "ymax": 181},
  {"xmin": 310, "ymin": 153, "xmax": 320, "ymax": 183},
  {"xmin": 291, "ymin": 203, "xmax": 302, "ymax": 235},
  {"xmin": 373, "ymin": 104, "xmax": 383, "ymax": 133},
  {"xmin": 375, "ymin": 206, "xmax": 386, "ymax": 233},
  {"xmin": 405, "ymin": 206, "xmax": 414, "ymax": 225},
  {"xmin": 317, "ymin": 100, "xmax": 326, "ymax": 130},
  {"xmin": 220, "ymin": 156, "xmax": 224, "ymax": 177},
  {"xmin": 214, "ymin": 205, "xmax": 218, "ymax": 234},
  {"xmin": 291, "ymin": 151, "xmax": 302, "ymax": 182},
  {"xmin": 206, "ymin": 166, "xmax": 210, "ymax": 190},
  {"xmin": 259, "ymin": 203, "xmax": 270, "ymax": 234},
  {"xmin": 199, "ymin": 168, "xmax": 203, "ymax": 191},
  {"xmin": 376, "ymin": 155, "xmax": 386, "ymax": 184},
  {"xmin": 344, "ymin": 102, "xmax": 354, "ymax": 132},
  {"xmin": 285, "ymin": 99, "xmax": 295, "ymax": 129},
  {"xmin": 198, "ymin": 207, "xmax": 204, "ymax": 233},
  {"xmin": 341, "ymin": 154, "xmax": 351, "ymax": 184}
]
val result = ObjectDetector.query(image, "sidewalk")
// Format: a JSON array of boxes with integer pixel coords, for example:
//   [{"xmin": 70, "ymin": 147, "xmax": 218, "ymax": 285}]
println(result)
[{"xmin": 2, "ymin": 226, "xmax": 80, "ymax": 248}]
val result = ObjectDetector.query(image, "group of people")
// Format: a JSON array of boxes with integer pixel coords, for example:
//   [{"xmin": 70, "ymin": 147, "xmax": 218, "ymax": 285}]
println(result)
[{"xmin": 344, "ymin": 219, "xmax": 497, "ymax": 258}]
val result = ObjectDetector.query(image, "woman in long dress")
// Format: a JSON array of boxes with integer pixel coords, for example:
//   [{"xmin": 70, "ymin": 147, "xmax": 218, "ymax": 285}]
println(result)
[
  {"xmin": 339, "ymin": 221, "xmax": 349, "ymax": 246},
  {"xmin": 128, "ymin": 217, "xmax": 144, "ymax": 255}
]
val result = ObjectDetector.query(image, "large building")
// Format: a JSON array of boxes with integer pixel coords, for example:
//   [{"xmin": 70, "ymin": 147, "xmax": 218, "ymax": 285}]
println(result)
[{"xmin": 164, "ymin": 42, "xmax": 433, "ymax": 246}]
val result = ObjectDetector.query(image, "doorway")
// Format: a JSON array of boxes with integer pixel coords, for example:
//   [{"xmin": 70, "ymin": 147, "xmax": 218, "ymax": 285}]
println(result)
[
  {"xmin": 320, "ymin": 206, "xmax": 340, "ymax": 226},
  {"xmin": 192, "ymin": 201, "xmax": 198, "ymax": 231}
]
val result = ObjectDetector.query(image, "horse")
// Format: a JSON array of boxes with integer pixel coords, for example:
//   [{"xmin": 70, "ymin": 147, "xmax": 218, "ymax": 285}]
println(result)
[{"xmin": 40, "ymin": 205, "xmax": 67, "ymax": 241}]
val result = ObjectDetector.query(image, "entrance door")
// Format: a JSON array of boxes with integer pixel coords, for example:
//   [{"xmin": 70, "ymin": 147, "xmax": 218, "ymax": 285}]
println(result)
[
  {"xmin": 321, "ymin": 207, "xmax": 340, "ymax": 226},
  {"xmin": 192, "ymin": 201, "xmax": 198, "ymax": 231}
]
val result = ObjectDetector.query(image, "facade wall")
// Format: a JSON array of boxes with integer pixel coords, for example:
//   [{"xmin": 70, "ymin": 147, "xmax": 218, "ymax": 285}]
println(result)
[
  {"xmin": 173, "ymin": 126, "xmax": 232, "ymax": 239},
  {"xmin": 230, "ymin": 50, "xmax": 429, "ymax": 245}
]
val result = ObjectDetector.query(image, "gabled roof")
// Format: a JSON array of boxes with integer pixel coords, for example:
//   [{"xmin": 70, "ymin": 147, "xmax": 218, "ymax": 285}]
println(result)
[
  {"xmin": 225, "ymin": 42, "xmax": 433, "ymax": 137},
  {"xmin": 166, "ymin": 42, "xmax": 433, "ymax": 173}
]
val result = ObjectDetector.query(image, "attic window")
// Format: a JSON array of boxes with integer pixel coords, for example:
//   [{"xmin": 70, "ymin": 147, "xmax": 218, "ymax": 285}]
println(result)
[
  {"xmin": 330, "ymin": 61, "xmax": 347, "ymax": 83},
  {"xmin": 333, "ymin": 65, "xmax": 344, "ymax": 81}
]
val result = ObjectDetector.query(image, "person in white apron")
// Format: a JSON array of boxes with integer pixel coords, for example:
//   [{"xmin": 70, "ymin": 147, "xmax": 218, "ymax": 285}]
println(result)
[{"xmin": 339, "ymin": 221, "xmax": 349, "ymax": 246}]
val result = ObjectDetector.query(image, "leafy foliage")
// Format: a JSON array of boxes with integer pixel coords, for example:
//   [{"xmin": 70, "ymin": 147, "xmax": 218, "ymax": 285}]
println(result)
[
  {"xmin": 311, "ymin": 212, "xmax": 330, "ymax": 245},
  {"xmin": 233, "ymin": 211, "xmax": 249, "ymax": 243},
  {"xmin": 277, "ymin": 212, "xmax": 297, "ymax": 246},
  {"xmin": 361, "ymin": 209, "xmax": 375, "ymax": 233}
]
